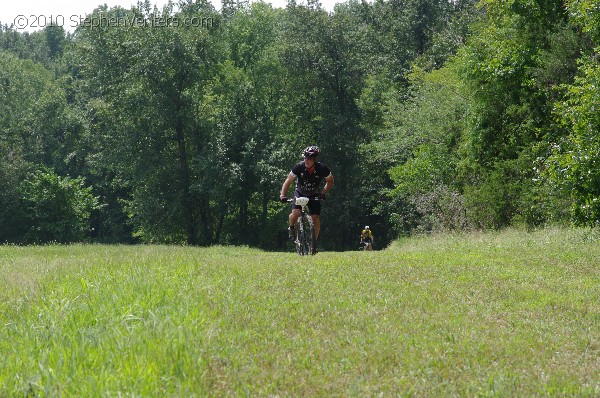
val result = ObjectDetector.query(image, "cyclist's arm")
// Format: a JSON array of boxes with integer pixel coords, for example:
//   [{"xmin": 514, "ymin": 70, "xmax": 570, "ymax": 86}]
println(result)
[
  {"xmin": 321, "ymin": 174, "xmax": 334, "ymax": 196},
  {"xmin": 280, "ymin": 173, "xmax": 296, "ymax": 198}
]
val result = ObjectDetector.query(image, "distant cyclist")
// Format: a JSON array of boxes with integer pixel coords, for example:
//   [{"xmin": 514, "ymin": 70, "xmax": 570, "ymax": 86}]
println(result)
[
  {"xmin": 280, "ymin": 146, "xmax": 334, "ymax": 245},
  {"xmin": 360, "ymin": 226, "xmax": 373, "ymax": 251}
]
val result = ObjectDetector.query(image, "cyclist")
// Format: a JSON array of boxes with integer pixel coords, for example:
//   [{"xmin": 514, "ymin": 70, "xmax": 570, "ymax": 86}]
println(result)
[
  {"xmin": 280, "ymin": 146, "xmax": 334, "ymax": 246},
  {"xmin": 360, "ymin": 226, "xmax": 373, "ymax": 251}
]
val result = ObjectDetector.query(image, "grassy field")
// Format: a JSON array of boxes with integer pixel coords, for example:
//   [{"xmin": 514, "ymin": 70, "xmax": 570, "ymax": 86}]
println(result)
[{"xmin": 2, "ymin": 228, "xmax": 600, "ymax": 397}]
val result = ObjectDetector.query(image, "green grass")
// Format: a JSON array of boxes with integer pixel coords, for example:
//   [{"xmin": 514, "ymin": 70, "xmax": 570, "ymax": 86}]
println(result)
[{"xmin": 2, "ymin": 227, "xmax": 600, "ymax": 396}]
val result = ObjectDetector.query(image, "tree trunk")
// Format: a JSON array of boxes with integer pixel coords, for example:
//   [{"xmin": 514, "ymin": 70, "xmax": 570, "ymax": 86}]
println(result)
[{"xmin": 175, "ymin": 121, "xmax": 197, "ymax": 245}]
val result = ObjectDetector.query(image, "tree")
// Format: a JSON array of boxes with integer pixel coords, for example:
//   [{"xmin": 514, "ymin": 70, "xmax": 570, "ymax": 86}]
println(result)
[
  {"xmin": 74, "ymin": 4, "xmax": 222, "ymax": 244},
  {"xmin": 370, "ymin": 65, "xmax": 470, "ymax": 234},
  {"xmin": 448, "ymin": 0, "xmax": 576, "ymax": 228},
  {"xmin": 201, "ymin": 3, "xmax": 289, "ymax": 246},
  {"xmin": 542, "ymin": 0, "xmax": 600, "ymax": 225},
  {"xmin": 277, "ymin": 4, "xmax": 372, "ymax": 248},
  {"xmin": 0, "ymin": 50, "xmax": 82, "ymax": 242}
]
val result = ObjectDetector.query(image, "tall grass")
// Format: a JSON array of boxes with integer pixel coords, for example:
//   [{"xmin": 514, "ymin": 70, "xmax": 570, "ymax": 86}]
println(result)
[{"xmin": 1, "ymin": 228, "xmax": 600, "ymax": 396}]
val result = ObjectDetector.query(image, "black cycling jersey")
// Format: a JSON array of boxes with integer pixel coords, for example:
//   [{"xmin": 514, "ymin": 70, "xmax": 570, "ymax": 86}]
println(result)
[{"xmin": 290, "ymin": 161, "xmax": 332, "ymax": 196}]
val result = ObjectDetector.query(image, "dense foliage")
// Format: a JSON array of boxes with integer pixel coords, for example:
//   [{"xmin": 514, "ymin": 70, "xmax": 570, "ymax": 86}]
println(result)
[{"xmin": 1, "ymin": 0, "xmax": 598, "ymax": 248}]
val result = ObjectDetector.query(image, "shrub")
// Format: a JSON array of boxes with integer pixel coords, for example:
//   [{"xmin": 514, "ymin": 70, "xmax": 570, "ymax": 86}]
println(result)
[{"xmin": 19, "ymin": 167, "xmax": 99, "ymax": 243}]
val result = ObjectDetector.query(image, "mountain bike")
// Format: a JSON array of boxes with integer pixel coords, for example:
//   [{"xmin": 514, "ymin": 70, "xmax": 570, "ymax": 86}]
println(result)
[
  {"xmin": 287, "ymin": 196, "xmax": 317, "ymax": 256},
  {"xmin": 359, "ymin": 240, "xmax": 373, "ymax": 251}
]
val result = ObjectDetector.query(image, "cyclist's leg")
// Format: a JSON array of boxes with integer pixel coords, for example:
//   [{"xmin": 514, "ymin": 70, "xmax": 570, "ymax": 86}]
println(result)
[
  {"xmin": 289, "ymin": 192, "xmax": 303, "ymax": 228},
  {"xmin": 311, "ymin": 214, "xmax": 320, "ymax": 240},
  {"xmin": 307, "ymin": 198, "xmax": 322, "ymax": 240},
  {"xmin": 287, "ymin": 208, "xmax": 300, "ymax": 241},
  {"xmin": 289, "ymin": 208, "xmax": 301, "ymax": 227}
]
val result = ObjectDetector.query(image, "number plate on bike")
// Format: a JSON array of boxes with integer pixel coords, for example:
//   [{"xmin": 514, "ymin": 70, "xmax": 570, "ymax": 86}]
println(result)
[{"xmin": 295, "ymin": 197, "xmax": 310, "ymax": 206}]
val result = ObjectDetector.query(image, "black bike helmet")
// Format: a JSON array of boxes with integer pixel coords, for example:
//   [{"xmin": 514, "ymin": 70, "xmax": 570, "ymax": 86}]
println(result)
[{"xmin": 303, "ymin": 146, "xmax": 320, "ymax": 159}]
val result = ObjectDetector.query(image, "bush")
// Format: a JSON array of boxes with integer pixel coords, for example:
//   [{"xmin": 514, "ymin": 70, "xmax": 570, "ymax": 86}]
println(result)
[
  {"xmin": 463, "ymin": 161, "xmax": 522, "ymax": 229},
  {"xmin": 19, "ymin": 167, "xmax": 99, "ymax": 243},
  {"xmin": 387, "ymin": 145, "xmax": 466, "ymax": 233}
]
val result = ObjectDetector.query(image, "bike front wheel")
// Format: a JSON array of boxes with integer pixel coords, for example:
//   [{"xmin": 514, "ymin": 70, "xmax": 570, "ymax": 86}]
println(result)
[
  {"xmin": 294, "ymin": 223, "xmax": 302, "ymax": 255},
  {"xmin": 302, "ymin": 214, "xmax": 316, "ymax": 255}
]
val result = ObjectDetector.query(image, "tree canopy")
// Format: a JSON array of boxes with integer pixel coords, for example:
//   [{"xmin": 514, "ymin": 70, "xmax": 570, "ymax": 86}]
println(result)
[{"xmin": 1, "ymin": 0, "xmax": 599, "ymax": 247}]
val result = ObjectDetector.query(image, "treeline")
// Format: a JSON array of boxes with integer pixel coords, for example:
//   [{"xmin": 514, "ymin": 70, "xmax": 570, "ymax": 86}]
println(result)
[{"xmin": 1, "ymin": 0, "xmax": 599, "ymax": 249}]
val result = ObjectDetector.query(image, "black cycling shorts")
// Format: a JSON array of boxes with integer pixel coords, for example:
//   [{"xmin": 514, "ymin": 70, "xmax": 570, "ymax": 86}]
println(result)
[{"xmin": 291, "ymin": 191, "xmax": 321, "ymax": 215}]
